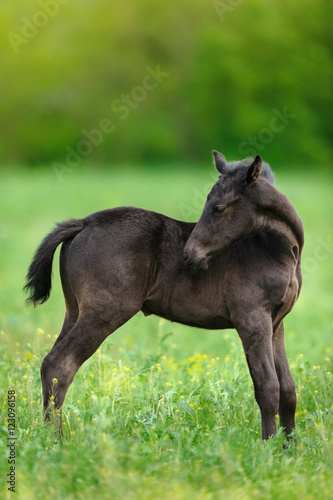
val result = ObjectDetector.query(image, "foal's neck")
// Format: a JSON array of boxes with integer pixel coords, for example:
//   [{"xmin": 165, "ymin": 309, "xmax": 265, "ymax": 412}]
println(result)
[{"xmin": 252, "ymin": 180, "xmax": 304, "ymax": 257}]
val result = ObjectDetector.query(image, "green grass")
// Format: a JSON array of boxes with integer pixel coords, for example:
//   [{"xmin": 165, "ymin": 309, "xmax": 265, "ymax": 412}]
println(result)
[{"xmin": 0, "ymin": 165, "xmax": 332, "ymax": 499}]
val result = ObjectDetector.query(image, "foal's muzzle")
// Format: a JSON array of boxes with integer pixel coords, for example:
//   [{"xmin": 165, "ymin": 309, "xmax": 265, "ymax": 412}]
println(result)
[{"xmin": 183, "ymin": 249, "xmax": 208, "ymax": 271}]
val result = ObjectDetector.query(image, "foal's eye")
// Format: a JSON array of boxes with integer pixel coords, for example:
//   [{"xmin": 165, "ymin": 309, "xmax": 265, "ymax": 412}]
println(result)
[{"xmin": 213, "ymin": 205, "xmax": 226, "ymax": 214}]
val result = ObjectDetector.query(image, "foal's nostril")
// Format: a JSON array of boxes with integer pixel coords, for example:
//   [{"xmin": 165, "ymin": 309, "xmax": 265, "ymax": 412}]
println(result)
[{"xmin": 183, "ymin": 251, "xmax": 189, "ymax": 262}]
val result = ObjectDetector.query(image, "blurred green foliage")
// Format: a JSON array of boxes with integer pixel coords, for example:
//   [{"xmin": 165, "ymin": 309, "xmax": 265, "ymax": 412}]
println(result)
[{"xmin": 1, "ymin": 0, "xmax": 332, "ymax": 168}]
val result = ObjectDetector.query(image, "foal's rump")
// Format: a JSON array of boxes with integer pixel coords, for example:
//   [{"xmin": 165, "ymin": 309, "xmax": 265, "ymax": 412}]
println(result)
[
  {"xmin": 25, "ymin": 207, "xmax": 161, "ymax": 310},
  {"xmin": 59, "ymin": 207, "xmax": 162, "ymax": 310}
]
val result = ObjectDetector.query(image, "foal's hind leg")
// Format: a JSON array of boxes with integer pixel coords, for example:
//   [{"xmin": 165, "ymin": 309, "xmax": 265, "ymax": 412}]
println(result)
[
  {"xmin": 41, "ymin": 297, "xmax": 140, "ymax": 424},
  {"xmin": 51, "ymin": 241, "xmax": 80, "ymax": 349},
  {"xmin": 273, "ymin": 321, "xmax": 297, "ymax": 439},
  {"xmin": 51, "ymin": 303, "xmax": 79, "ymax": 349},
  {"xmin": 44, "ymin": 309, "xmax": 79, "ymax": 430}
]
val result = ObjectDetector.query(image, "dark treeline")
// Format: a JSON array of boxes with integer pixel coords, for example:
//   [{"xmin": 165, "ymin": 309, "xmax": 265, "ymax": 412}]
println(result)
[{"xmin": 1, "ymin": 0, "xmax": 332, "ymax": 169}]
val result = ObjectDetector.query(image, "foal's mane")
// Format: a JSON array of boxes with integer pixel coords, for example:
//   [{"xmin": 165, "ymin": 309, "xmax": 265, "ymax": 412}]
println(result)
[{"xmin": 219, "ymin": 157, "xmax": 275, "ymax": 186}]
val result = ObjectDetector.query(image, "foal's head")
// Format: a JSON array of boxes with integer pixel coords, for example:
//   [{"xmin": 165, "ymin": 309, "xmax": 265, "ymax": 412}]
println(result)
[{"xmin": 183, "ymin": 151, "xmax": 274, "ymax": 270}]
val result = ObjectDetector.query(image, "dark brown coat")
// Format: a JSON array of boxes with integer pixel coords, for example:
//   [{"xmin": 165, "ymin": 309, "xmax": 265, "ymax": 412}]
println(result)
[{"xmin": 25, "ymin": 152, "xmax": 304, "ymax": 440}]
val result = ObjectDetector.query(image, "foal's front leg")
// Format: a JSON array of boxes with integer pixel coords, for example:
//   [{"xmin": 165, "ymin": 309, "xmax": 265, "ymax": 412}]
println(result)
[
  {"xmin": 234, "ymin": 311, "xmax": 280, "ymax": 440},
  {"xmin": 273, "ymin": 321, "xmax": 297, "ymax": 439}
]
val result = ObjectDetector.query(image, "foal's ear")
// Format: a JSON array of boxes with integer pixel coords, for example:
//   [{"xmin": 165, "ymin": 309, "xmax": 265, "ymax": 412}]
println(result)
[
  {"xmin": 212, "ymin": 150, "xmax": 228, "ymax": 175},
  {"xmin": 246, "ymin": 155, "xmax": 262, "ymax": 184}
]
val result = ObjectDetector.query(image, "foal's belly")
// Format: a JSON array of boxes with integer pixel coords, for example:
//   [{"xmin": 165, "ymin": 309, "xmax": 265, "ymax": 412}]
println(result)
[
  {"xmin": 143, "ymin": 262, "xmax": 234, "ymax": 330},
  {"xmin": 143, "ymin": 277, "xmax": 233, "ymax": 330},
  {"xmin": 142, "ymin": 300, "xmax": 233, "ymax": 330}
]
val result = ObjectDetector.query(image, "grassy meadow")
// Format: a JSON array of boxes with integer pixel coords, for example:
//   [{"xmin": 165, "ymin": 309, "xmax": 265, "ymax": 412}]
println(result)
[{"xmin": 0, "ymin": 164, "xmax": 332, "ymax": 499}]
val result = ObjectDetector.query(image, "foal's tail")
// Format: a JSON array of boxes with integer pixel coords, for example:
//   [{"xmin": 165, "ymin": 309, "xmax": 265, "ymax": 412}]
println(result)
[{"xmin": 24, "ymin": 219, "xmax": 87, "ymax": 306}]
